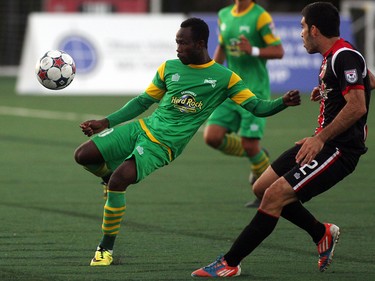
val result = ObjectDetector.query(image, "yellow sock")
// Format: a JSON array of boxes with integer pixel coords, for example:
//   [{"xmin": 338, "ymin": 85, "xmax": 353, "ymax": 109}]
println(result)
[
  {"xmin": 249, "ymin": 149, "xmax": 270, "ymax": 178},
  {"xmin": 218, "ymin": 133, "xmax": 246, "ymax": 157},
  {"xmin": 100, "ymin": 191, "xmax": 126, "ymax": 250}
]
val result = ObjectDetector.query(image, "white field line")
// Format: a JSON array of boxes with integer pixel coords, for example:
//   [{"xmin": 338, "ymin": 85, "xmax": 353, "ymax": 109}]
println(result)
[
  {"xmin": 0, "ymin": 106, "xmax": 103, "ymax": 122},
  {"xmin": 0, "ymin": 105, "xmax": 206, "ymax": 132}
]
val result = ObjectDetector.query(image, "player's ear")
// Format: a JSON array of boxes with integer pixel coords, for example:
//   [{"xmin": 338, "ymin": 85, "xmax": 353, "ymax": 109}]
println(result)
[
  {"xmin": 310, "ymin": 25, "xmax": 319, "ymax": 37},
  {"xmin": 196, "ymin": 39, "xmax": 206, "ymax": 49}
]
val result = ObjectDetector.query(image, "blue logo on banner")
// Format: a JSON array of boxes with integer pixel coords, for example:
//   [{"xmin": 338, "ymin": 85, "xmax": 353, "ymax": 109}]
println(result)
[{"xmin": 59, "ymin": 35, "xmax": 97, "ymax": 74}]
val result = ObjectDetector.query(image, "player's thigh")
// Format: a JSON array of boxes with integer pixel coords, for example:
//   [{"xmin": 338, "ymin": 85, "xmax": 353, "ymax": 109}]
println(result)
[
  {"xmin": 130, "ymin": 134, "xmax": 171, "ymax": 183},
  {"xmin": 280, "ymin": 145, "xmax": 360, "ymax": 203},
  {"xmin": 74, "ymin": 139, "xmax": 105, "ymax": 164},
  {"xmin": 239, "ymin": 109, "xmax": 266, "ymax": 139},
  {"xmin": 91, "ymin": 123, "xmax": 140, "ymax": 171},
  {"xmin": 206, "ymin": 99, "xmax": 241, "ymax": 133}
]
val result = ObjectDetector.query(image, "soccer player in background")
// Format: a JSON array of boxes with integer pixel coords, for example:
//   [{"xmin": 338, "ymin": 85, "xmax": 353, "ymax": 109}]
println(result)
[
  {"xmin": 74, "ymin": 17, "xmax": 300, "ymax": 266},
  {"xmin": 204, "ymin": 0, "xmax": 284, "ymax": 208},
  {"xmin": 192, "ymin": 2, "xmax": 373, "ymax": 277}
]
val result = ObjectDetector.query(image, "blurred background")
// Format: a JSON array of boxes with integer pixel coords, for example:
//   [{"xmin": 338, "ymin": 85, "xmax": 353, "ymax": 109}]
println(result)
[{"xmin": 0, "ymin": 0, "xmax": 373, "ymax": 94}]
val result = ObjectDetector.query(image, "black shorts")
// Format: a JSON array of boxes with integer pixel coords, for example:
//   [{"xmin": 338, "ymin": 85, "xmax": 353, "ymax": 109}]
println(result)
[{"xmin": 271, "ymin": 144, "xmax": 361, "ymax": 203}]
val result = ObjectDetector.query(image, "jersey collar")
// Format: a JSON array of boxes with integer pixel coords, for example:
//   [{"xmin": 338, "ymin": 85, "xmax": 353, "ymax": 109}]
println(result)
[
  {"xmin": 231, "ymin": 2, "xmax": 255, "ymax": 17},
  {"xmin": 188, "ymin": 60, "xmax": 215, "ymax": 69},
  {"xmin": 323, "ymin": 38, "xmax": 344, "ymax": 57}
]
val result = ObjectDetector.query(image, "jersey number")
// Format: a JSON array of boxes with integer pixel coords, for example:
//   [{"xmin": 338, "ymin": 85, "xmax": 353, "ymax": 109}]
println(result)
[{"xmin": 299, "ymin": 160, "xmax": 318, "ymax": 175}]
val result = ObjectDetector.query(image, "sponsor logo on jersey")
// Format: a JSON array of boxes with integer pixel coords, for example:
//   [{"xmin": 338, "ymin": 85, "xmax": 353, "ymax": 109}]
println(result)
[
  {"xmin": 136, "ymin": 145, "xmax": 144, "ymax": 155},
  {"xmin": 172, "ymin": 73, "xmax": 180, "ymax": 82},
  {"xmin": 171, "ymin": 91, "xmax": 203, "ymax": 113},
  {"xmin": 228, "ymin": 38, "xmax": 242, "ymax": 57},
  {"xmin": 344, "ymin": 69, "xmax": 358, "ymax": 83},
  {"xmin": 268, "ymin": 22, "xmax": 278, "ymax": 37},
  {"xmin": 250, "ymin": 124, "xmax": 259, "ymax": 131},
  {"xmin": 204, "ymin": 78, "xmax": 217, "ymax": 88},
  {"xmin": 239, "ymin": 25, "xmax": 250, "ymax": 33},
  {"xmin": 319, "ymin": 82, "xmax": 332, "ymax": 100}
]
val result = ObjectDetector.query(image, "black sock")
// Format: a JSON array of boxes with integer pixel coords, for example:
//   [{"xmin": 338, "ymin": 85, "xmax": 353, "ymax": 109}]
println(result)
[
  {"xmin": 281, "ymin": 201, "xmax": 325, "ymax": 243},
  {"xmin": 224, "ymin": 210, "xmax": 279, "ymax": 267}
]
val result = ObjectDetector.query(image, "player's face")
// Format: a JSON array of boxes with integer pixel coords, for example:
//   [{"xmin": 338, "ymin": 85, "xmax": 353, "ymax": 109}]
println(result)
[
  {"xmin": 300, "ymin": 17, "xmax": 319, "ymax": 54},
  {"xmin": 175, "ymin": 27, "xmax": 201, "ymax": 65}
]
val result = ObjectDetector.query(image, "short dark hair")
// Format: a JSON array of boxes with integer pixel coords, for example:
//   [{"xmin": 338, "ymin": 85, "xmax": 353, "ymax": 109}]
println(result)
[
  {"xmin": 180, "ymin": 17, "xmax": 209, "ymax": 48},
  {"xmin": 301, "ymin": 2, "xmax": 340, "ymax": 38}
]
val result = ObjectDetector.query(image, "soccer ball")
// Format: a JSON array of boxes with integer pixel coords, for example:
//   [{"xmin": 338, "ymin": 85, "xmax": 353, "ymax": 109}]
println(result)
[{"xmin": 35, "ymin": 50, "xmax": 76, "ymax": 90}]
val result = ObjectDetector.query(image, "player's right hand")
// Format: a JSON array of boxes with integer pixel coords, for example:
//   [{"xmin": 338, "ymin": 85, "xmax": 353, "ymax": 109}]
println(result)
[{"xmin": 80, "ymin": 119, "xmax": 109, "ymax": 137}]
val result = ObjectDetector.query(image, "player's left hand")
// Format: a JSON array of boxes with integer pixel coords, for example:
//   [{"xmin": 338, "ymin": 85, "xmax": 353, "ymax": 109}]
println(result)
[
  {"xmin": 283, "ymin": 90, "xmax": 301, "ymax": 106},
  {"xmin": 238, "ymin": 35, "xmax": 252, "ymax": 54},
  {"xmin": 310, "ymin": 86, "xmax": 322, "ymax": 102},
  {"xmin": 295, "ymin": 136, "xmax": 324, "ymax": 166}
]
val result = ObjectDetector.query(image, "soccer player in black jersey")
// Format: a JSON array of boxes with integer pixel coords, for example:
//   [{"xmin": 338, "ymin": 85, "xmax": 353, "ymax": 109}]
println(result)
[{"xmin": 192, "ymin": 2, "xmax": 374, "ymax": 278}]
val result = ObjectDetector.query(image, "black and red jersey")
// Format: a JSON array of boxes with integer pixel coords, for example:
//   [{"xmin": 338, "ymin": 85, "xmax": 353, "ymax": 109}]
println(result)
[{"xmin": 315, "ymin": 38, "xmax": 371, "ymax": 154}]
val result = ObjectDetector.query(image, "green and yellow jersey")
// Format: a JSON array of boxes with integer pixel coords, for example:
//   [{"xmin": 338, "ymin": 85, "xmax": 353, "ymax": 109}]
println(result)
[
  {"xmin": 218, "ymin": 2, "xmax": 282, "ymax": 98},
  {"xmin": 107, "ymin": 59, "xmax": 285, "ymax": 160}
]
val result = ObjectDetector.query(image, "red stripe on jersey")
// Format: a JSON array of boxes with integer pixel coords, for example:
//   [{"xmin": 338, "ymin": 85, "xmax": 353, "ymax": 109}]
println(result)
[
  {"xmin": 315, "ymin": 100, "xmax": 326, "ymax": 135},
  {"xmin": 293, "ymin": 149, "xmax": 341, "ymax": 192},
  {"xmin": 342, "ymin": 84, "xmax": 365, "ymax": 96}
]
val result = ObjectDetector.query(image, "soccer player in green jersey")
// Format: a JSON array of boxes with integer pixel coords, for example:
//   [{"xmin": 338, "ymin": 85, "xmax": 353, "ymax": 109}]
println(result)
[
  {"xmin": 204, "ymin": 0, "xmax": 284, "ymax": 208},
  {"xmin": 74, "ymin": 17, "xmax": 300, "ymax": 266}
]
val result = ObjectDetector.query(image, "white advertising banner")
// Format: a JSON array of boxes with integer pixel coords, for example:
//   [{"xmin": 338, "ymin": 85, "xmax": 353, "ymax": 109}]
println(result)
[{"xmin": 17, "ymin": 13, "xmax": 185, "ymax": 95}]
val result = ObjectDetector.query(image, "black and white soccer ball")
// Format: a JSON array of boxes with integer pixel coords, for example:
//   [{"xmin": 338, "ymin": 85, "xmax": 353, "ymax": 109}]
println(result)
[{"xmin": 35, "ymin": 50, "xmax": 76, "ymax": 90}]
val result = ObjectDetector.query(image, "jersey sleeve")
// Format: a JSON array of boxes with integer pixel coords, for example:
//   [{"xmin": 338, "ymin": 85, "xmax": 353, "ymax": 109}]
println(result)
[
  {"xmin": 106, "ymin": 93, "xmax": 156, "ymax": 128},
  {"xmin": 227, "ymin": 71, "xmax": 287, "ymax": 117},
  {"xmin": 257, "ymin": 11, "xmax": 282, "ymax": 46},
  {"xmin": 216, "ymin": 17, "xmax": 225, "ymax": 47},
  {"xmin": 242, "ymin": 96, "xmax": 286, "ymax": 117},
  {"xmin": 227, "ymin": 72, "xmax": 256, "ymax": 103},
  {"xmin": 333, "ymin": 50, "xmax": 366, "ymax": 96},
  {"xmin": 144, "ymin": 62, "xmax": 167, "ymax": 100}
]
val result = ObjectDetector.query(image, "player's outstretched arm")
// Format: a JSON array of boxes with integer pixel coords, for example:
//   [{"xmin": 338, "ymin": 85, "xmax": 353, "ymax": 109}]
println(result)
[
  {"xmin": 106, "ymin": 93, "xmax": 157, "ymax": 127},
  {"xmin": 242, "ymin": 90, "xmax": 301, "ymax": 117}
]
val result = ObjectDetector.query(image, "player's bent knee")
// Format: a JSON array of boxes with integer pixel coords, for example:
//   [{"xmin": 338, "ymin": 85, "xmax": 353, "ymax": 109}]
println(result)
[
  {"xmin": 263, "ymin": 184, "xmax": 285, "ymax": 204},
  {"xmin": 73, "ymin": 146, "xmax": 85, "ymax": 165},
  {"xmin": 252, "ymin": 182, "xmax": 266, "ymax": 199},
  {"xmin": 204, "ymin": 136, "xmax": 222, "ymax": 148}
]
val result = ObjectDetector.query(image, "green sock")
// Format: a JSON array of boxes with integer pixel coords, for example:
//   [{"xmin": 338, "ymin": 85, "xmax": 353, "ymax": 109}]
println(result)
[
  {"xmin": 84, "ymin": 163, "xmax": 111, "ymax": 178},
  {"xmin": 99, "ymin": 191, "xmax": 126, "ymax": 250},
  {"xmin": 218, "ymin": 133, "xmax": 246, "ymax": 157},
  {"xmin": 249, "ymin": 149, "xmax": 270, "ymax": 179}
]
